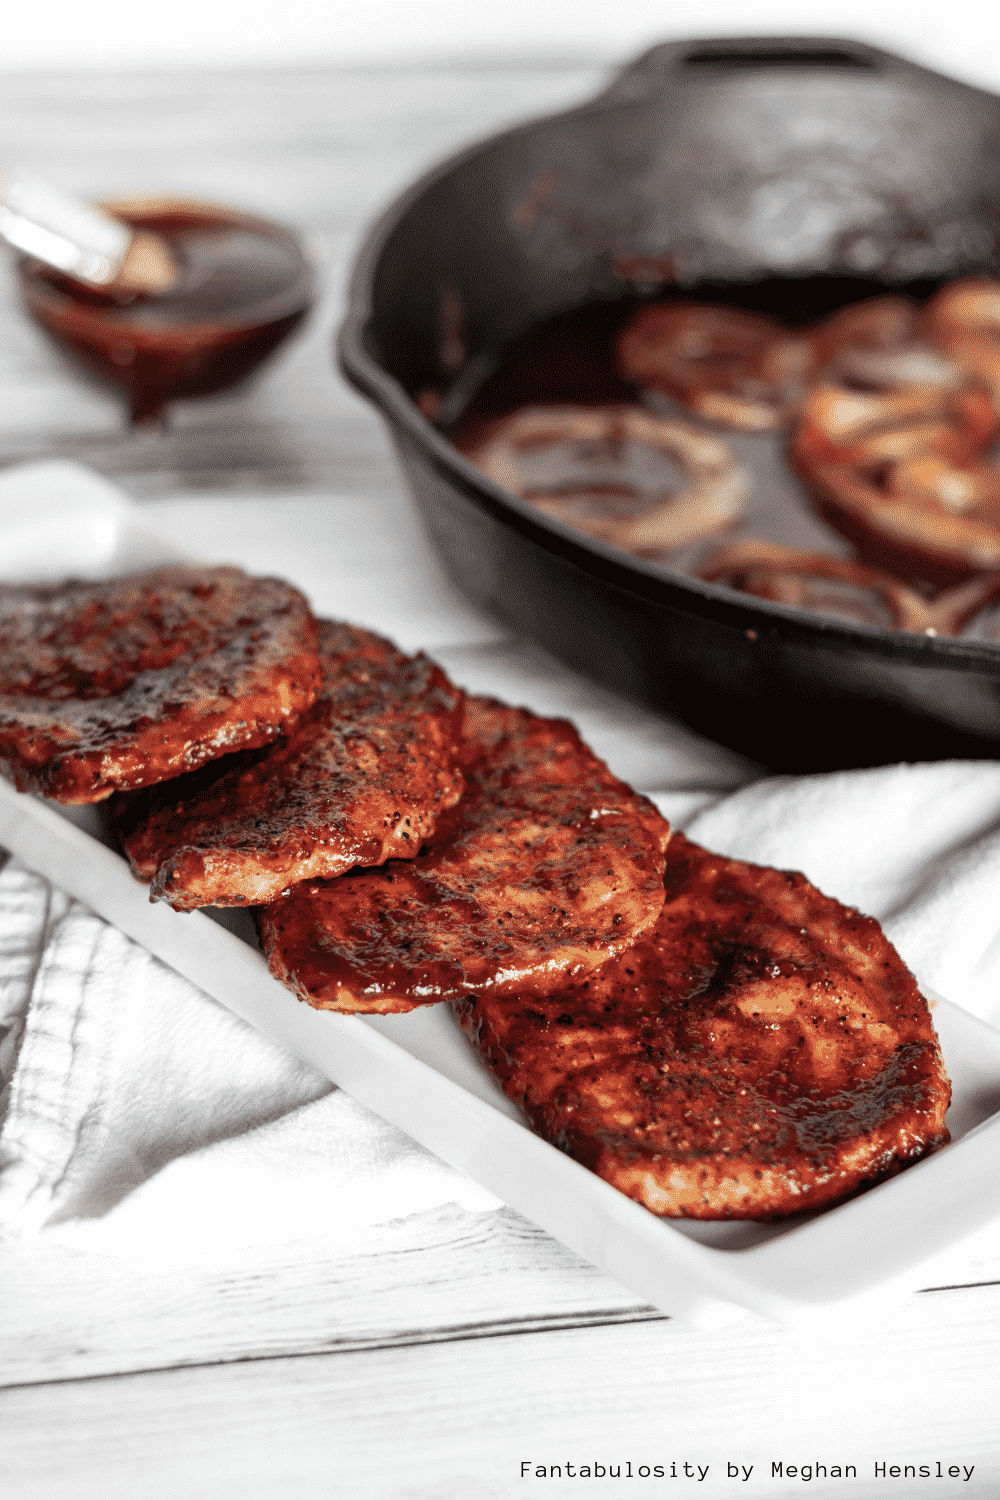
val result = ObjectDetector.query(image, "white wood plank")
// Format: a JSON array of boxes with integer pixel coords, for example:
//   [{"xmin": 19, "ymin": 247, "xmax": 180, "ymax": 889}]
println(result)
[
  {"xmin": 3, "ymin": 1285, "xmax": 1000, "ymax": 1500},
  {"xmin": 4, "ymin": 1200, "xmax": 999, "ymax": 1391},
  {"xmin": 0, "ymin": 1206, "xmax": 662, "ymax": 1388}
]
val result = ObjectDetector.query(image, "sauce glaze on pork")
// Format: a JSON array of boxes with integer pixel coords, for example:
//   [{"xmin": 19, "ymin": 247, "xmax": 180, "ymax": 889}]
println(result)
[
  {"xmin": 454, "ymin": 834, "xmax": 951, "ymax": 1219},
  {"xmin": 115, "ymin": 620, "xmax": 464, "ymax": 908},
  {"xmin": 0, "ymin": 566, "xmax": 320, "ymax": 804},
  {"xmin": 257, "ymin": 695, "xmax": 670, "ymax": 1012}
]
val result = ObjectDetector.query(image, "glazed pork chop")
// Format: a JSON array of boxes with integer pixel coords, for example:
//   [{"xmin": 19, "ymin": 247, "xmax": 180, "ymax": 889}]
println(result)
[
  {"xmin": 0, "ymin": 566, "xmax": 320, "ymax": 804},
  {"xmin": 454, "ymin": 833, "xmax": 951, "ymax": 1220},
  {"xmin": 114, "ymin": 620, "xmax": 464, "ymax": 909},
  {"xmin": 257, "ymin": 696, "xmax": 671, "ymax": 1012}
]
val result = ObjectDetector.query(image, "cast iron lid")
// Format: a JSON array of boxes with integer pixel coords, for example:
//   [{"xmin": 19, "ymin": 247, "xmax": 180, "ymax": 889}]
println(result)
[{"xmin": 338, "ymin": 35, "xmax": 1000, "ymax": 674}]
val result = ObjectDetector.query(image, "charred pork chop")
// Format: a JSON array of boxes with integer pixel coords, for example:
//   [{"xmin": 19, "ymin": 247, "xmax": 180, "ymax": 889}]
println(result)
[
  {"xmin": 454, "ymin": 834, "xmax": 951, "ymax": 1220},
  {"xmin": 0, "ymin": 566, "xmax": 320, "ymax": 804},
  {"xmin": 114, "ymin": 621, "xmax": 464, "ymax": 909},
  {"xmin": 257, "ymin": 696, "xmax": 671, "ymax": 1013}
]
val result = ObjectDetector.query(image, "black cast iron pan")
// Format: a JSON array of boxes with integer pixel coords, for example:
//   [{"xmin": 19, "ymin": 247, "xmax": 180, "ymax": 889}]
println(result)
[{"xmin": 338, "ymin": 35, "xmax": 1000, "ymax": 772}]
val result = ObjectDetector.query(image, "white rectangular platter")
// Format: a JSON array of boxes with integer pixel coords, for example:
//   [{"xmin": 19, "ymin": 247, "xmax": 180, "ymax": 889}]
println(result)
[{"xmin": 3, "ymin": 462, "xmax": 1000, "ymax": 1328}]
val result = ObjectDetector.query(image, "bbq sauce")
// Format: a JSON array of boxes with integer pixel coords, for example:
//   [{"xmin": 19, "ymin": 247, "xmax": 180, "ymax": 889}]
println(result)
[
  {"xmin": 443, "ymin": 286, "xmax": 1000, "ymax": 611},
  {"xmin": 445, "ymin": 298, "xmax": 847, "ymax": 569},
  {"xmin": 443, "ymin": 281, "xmax": 917, "ymax": 446},
  {"xmin": 445, "ymin": 301, "xmax": 636, "ymax": 451},
  {"xmin": 17, "ymin": 201, "xmax": 313, "ymax": 425}
]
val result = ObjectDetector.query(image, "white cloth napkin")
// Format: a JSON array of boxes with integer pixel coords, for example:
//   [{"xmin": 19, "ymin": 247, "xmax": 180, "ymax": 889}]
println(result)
[
  {"xmin": 674, "ymin": 759, "xmax": 1000, "ymax": 1022},
  {"xmin": 3, "ymin": 758, "xmax": 1000, "ymax": 1263},
  {"xmin": 0, "ymin": 853, "xmax": 503, "ymax": 1260}
]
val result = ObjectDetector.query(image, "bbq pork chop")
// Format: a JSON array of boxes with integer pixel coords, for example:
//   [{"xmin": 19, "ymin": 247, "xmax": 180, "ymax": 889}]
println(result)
[
  {"xmin": 0, "ymin": 566, "xmax": 320, "ymax": 804},
  {"xmin": 454, "ymin": 834, "xmax": 951, "ymax": 1220},
  {"xmin": 257, "ymin": 696, "xmax": 671, "ymax": 1012},
  {"xmin": 114, "ymin": 621, "xmax": 464, "ymax": 908}
]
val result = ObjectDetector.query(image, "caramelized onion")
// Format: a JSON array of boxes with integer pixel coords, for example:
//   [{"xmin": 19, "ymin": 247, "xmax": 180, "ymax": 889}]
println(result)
[
  {"xmin": 791, "ymin": 457, "xmax": 1000, "ymax": 584},
  {"xmin": 798, "ymin": 294, "xmax": 996, "ymax": 500},
  {"xmin": 614, "ymin": 301, "xmax": 812, "ymax": 431},
  {"xmin": 465, "ymin": 403, "xmax": 749, "ymax": 556},
  {"xmin": 927, "ymin": 571, "xmax": 1000, "ymax": 637},
  {"xmin": 793, "ymin": 366, "xmax": 995, "ymax": 469},
  {"xmin": 809, "ymin": 295, "xmax": 922, "ymax": 372},
  {"xmin": 926, "ymin": 277, "xmax": 1000, "ymax": 409},
  {"xmin": 698, "ymin": 538, "xmax": 936, "ymax": 633}
]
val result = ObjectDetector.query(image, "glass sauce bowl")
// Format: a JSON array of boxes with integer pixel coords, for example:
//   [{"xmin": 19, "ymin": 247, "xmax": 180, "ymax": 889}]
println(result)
[{"xmin": 17, "ymin": 196, "xmax": 313, "ymax": 425}]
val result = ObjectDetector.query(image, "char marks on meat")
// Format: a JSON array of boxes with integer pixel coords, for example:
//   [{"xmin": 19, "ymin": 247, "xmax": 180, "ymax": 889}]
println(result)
[
  {"xmin": 0, "ymin": 566, "xmax": 321, "ymax": 804},
  {"xmin": 114, "ymin": 620, "xmax": 465, "ymax": 908},
  {"xmin": 257, "ymin": 695, "xmax": 671, "ymax": 1013},
  {"xmin": 454, "ymin": 834, "xmax": 951, "ymax": 1219}
]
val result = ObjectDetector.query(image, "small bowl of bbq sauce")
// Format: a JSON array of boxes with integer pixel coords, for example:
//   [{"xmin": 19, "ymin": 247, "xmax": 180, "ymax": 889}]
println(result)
[{"xmin": 16, "ymin": 196, "xmax": 313, "ymax": 426}]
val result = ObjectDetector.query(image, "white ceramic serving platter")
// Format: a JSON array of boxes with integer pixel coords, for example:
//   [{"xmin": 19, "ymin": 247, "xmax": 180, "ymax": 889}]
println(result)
[{"xmin": 3, "ymin": 462, "xmax": 1000, "ymax": 1329}]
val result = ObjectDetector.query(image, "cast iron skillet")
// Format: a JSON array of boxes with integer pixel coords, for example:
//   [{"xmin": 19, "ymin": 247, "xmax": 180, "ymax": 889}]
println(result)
[{"xmin": 338, "ymin": 35, "xmax": 1000, "ymax": 772}]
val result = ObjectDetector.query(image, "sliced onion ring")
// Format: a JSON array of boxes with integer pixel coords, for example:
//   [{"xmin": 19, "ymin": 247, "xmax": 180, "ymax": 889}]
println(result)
[
  {"xmin": 793, "ymin": 372, "xmax": 996, "ymax": 470},
  {"xmin": 809, "ymin": 295, "xmax": 922, "ymax": 370},
  {"xmin": 465, "ymin": 404, "xmax": 749, "ymax": 556},
  {"xmin": 799, "ymin": 292, "xmax": 997, "ymax": 474},
  {"xmin": 697, "ymin": 538, "xmax": 936, "ymax": 633},
  {"xmin": 926, "ymin": 278, "xmax": 1000, "ymax": 345},
  {"xmin": 614, "ymin": 302, "xmax": 813, "ymax": 432},
  {"xmin": 926, "ymin": 277, "xmax": 1000, "ymax": 414},
  {"xmin": 792, "ymin": 455, "xmax": 1000, "ymax": 585},
  {"xmin": 926, "ymin": 571, "xmax": 1000, "ymax": 637}
]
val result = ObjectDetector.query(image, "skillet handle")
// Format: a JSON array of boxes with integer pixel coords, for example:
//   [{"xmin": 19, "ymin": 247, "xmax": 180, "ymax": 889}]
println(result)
[{"xmin": 595, "ymin": 35, "xmax": 905, "ymax": 105}]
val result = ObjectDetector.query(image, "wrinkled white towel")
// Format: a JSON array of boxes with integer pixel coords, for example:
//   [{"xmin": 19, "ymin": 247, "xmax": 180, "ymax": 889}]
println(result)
[
  {"xmin": 2, "ymin": 758, "xmax": 1000, "ymax": 1264},
  {"xmin": 0, "ymin": 854, "xmax": 502, "ymax": 1260},
  {"xmin": 677, "ymin": 759, "xmax": 1000, "ymax": 1022}
]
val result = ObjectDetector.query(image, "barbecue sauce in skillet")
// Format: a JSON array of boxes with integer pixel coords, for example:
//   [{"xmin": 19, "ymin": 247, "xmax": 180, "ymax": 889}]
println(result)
[
  {"xmin": 444, "ymin": 281, "xmax": 914, "ymax": 445},
  {"xmin": 443, "ymin": 281, "xmax": 1000, "ymax": 623},
  {"xmin": 445, "ymin": 296, "xmax": 857, "ymax": 580}
]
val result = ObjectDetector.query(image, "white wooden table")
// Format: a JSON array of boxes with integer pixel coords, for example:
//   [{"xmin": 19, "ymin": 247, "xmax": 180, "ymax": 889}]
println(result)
[{"xmin": 1, "ymin": 59, "xmax": 999, "ymax": 1500}]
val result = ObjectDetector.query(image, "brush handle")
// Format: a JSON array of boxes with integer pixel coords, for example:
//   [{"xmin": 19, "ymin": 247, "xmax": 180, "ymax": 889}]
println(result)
[{"xmin": 0, "ymin": 170, "xmax": 131, "ymax": 284}]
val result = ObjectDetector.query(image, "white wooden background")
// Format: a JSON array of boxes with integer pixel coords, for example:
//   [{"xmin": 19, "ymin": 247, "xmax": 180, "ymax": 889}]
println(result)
[
  {"xmin": 5, "ymin": 2, "xmax": 1000, "ymax": 96},
  {"xmin": 1, "ymin": 60, "xmax": 999, "ymax": 1500}
]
